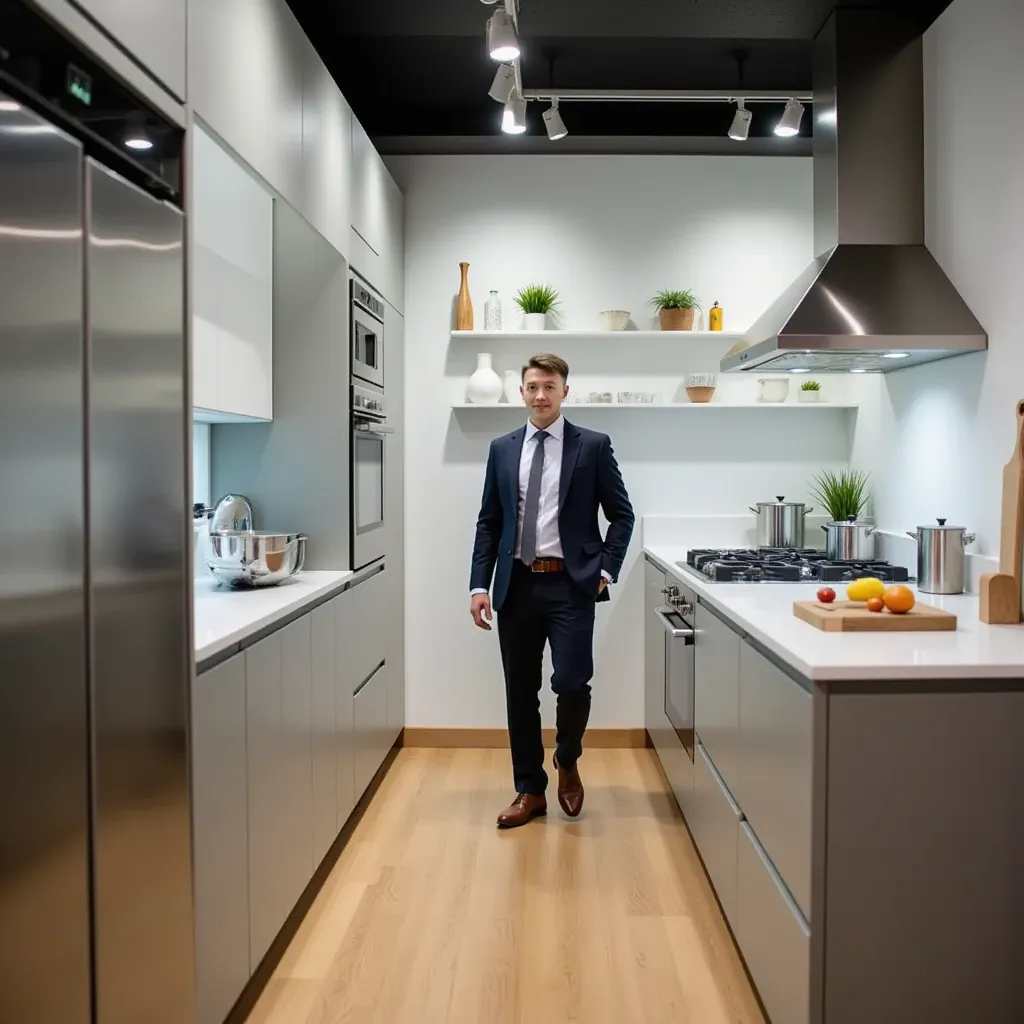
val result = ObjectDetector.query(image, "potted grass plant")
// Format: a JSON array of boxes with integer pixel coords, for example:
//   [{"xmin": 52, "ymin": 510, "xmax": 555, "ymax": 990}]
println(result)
[
  {"xmin": 810, "ymin": 468, "xmax": 870, "ymax": 522},
  {"xmin": 650, "ymin": 288, "xmax": 701, "ymax": 331},
  {"xmin": 799, "ymin": 379, "xmax": 823, "ymax": 402},
  {"xmin": 514, "ymin": 283, "xmax": 560, "ymax": 330}
]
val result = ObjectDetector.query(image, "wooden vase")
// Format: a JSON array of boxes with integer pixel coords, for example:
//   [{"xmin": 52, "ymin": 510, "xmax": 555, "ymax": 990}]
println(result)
[
  {"xmin": 456, "ymin": 262, "xmax": 474, "ymax": 330},
  {"xmin": 659, "ymin": 307, "xmax": 695, "ymax": 331}
]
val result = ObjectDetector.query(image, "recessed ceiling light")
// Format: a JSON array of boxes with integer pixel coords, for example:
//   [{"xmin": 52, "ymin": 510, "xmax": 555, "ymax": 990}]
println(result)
[
  {"xmin": 882, "ymin": 352, "xmax": 910, "ymax": 359},
  {"xmin": 125, "ymin": 135, "xmax": 154, "ymax": 151},
  {"xmin": 0, "ymin": 100, "xmax": 20, "ymax": 112},
  {"xmin": 487, "ymin": 8, "xmax": 520, "ymax": 62},
  {"xmin": 728, "ymin": 101, "xmax": 751, "ymax": 141},
  {"xmin": 789, "ymin": 368, "xmax": 809, "ymax": 373},
  {"xmin": 851, "ymin": 368, "xmax": 868, "ymax": 373},
  {"xmin": 501, "ymin": 96, "xmax": 527, "ymax": 134},
  {"xmin": 774, "ymin": 98, "xmax": 804, "ymax": 137}
]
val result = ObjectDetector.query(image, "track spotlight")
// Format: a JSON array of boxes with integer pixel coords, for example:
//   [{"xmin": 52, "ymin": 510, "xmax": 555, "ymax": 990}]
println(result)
[
  {"xmin": 543, "ymin": 101, "xmax": 567, "ymax": 140},
  {"xmin": 123, "ymin": 113, "xmax": 154, "ymax": 151},
  {"xmin": 774, "ymin": 98, "xmax": 805, "ymax": 137},
  {"xmin": 501, "ymin": 96, "xmax": 527, "ymax": 134},
  {"xmin": 487, "ymin": 8, "xmax": 520, "ymax": 63},
  {"xmin": 489, "ymin": 64, "xmax": 516, "ymax": 103},
  {"xmin": 728, "ymin": 100, "xmax": 751, "ymax": 141}
]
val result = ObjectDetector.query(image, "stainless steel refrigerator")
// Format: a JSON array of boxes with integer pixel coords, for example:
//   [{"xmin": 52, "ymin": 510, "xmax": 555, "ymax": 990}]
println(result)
[{"xmin": 0, "ymin": 7, "xmax": 193, "ymax": 1021}]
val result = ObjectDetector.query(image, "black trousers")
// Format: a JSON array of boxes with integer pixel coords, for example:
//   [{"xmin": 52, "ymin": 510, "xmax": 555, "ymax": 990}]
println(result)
[{"xmin": 497, "ymin": 564, "xmax": 595, "ymax": 795}]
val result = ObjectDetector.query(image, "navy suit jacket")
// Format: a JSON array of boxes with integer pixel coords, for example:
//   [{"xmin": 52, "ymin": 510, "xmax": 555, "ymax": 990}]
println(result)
[{"xmin": 470, "ymin": 420, "xmax": 635, "ymax": 611}]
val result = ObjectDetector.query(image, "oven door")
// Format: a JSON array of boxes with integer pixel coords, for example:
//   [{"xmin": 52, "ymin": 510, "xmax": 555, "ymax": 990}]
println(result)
[
  {"xmin": 351, "ymin": 420, "xmax": 390, "ymax": 569},
  {"xmin": 659, "ymin": 605, "xmax": 696, "ymax": 762},
  {"xmin": 352, "ymin": 303, "xmax": 384, "ymax": 388}
]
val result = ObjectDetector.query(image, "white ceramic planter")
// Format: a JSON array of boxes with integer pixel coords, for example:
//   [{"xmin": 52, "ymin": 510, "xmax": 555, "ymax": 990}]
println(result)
[
  {"xmin": 798, "ymin": 389, "xmax": 823, "ymax": 402},
  {"xmin": 467, "ymin": 353, "xmax": 503, "ymax": 404},
  {"xmin": 504, "ymin": 370, "xmax": 522, "ymax": 404},
  {"xmin": 523, "ymin": 312, "xmax": 547, "ymax": 331}
]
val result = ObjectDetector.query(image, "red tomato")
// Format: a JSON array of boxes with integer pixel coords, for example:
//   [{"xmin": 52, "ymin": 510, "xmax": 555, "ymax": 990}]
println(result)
[{"xmin": 816, "ymin": 587, "xmax": 836, "ymax": 604}]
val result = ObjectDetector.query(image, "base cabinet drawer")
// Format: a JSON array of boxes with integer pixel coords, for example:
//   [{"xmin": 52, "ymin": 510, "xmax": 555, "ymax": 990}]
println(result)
[
  {"xmin": 737, "ymin": 822, "xmax": 810, "ymax": 1024},
  {"xmin": 690, "ymin": 743, "xmax": 740, "ymax": 928},
  {"xmin": 353, "ymin": 663, "xmax": 388, "ymax": 799}
]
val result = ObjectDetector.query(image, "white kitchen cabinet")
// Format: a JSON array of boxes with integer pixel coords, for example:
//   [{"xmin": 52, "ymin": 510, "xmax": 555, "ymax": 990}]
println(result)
[
  {"xmin": 300, "ymin": 38, "xmax": 351, "ymax": 259},
  {"xmin": 352, "ymin": 663, "xmax": 389, "ymax": 800},
  {"xmin": 694, "ymin": 601, "xmax": 742, "ymax": 794},
  {"xmin": 381, "ymin": 171, "xmax": 405, "ymax": 313},
  {"xmin": 192, "ymin": 653, "xmax": 250, "ymax": 1024},
  {"xmin": 188, "ymin": 0, "xmax": 304, "ymax": 208},
  {"xmin": 349, "ymin": 116, "xmax": 386, "ymax": 289},
  {"xmin": 76, "ymin": 0, "xmax": 186, "ymax": 99},
  {"xmin": 191, "ymin": 124, "xmax": 274, "ymax": 421},
  {"xmin": 334, "ymin": 589, "xmax": 357, "ymax": 825},
  {"xmin": 690, "ymin": 743, "xmax": 740, "ymax": 930},
  {"xmin": 310, "ymin": 602, "xmax": 338, "ymax": 866},
  {"xmin": 349, "ymin": 567, "xmax": 388, "ymax": 701}
]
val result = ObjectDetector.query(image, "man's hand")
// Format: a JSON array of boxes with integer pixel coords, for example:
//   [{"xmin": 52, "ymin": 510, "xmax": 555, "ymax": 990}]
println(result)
[
  {"xmin": 471, "ymin": 593, "xmax": 493, "ymax": 631},
  {"xmin": 597, "ymin": 577, "xmax": 608, "ymax": 596}
]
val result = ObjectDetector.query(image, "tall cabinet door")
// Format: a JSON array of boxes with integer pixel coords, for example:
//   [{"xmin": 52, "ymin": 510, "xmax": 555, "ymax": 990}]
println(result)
[
  {"xmin": 335, "ymin": 588, "xmax": 357, "ymax": 824},
  {"xmin": 0, "ymin": 97, "xmax": 91, "ymax": 1024},
  {"xmin": 87, "ymin": 160, "xmax": 195, "ymax": 1024},
  {"xmin": 311, "ymin": 602, "xmax": 339, "ymax": 865}
]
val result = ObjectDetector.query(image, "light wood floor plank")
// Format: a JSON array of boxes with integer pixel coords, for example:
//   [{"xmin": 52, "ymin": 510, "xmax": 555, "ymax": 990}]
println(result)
[{"xmin": 246, "ymin": 747, "xmax": 764, "ymax": 1024}]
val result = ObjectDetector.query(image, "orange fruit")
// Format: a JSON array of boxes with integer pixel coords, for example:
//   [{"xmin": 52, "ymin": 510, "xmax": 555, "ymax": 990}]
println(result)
[
  {"xmin": 866, "ymin": 597, "xmax": 884, "ymax": 612},
  {"xmin": 883, "ymin": 584, "xmax": 915, "ymax": 614}
]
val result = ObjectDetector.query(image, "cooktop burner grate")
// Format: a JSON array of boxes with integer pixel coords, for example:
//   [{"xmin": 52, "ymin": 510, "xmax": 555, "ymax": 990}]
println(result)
[{"xmin": 680, "ymin": 548, "xmax": 911, "ymax": 584}]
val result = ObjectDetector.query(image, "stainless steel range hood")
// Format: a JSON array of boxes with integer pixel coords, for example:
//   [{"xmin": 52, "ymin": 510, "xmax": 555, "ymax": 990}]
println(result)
[{"xmin": 722, "ymin": 11, "xmax": 986, "ymax": 375}]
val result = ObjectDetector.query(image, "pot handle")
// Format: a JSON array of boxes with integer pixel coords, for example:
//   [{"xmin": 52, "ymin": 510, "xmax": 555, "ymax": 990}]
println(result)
[
  {"xmin": 964, "ymin": 532, "xmax": 976, "ymax": 545},
  {"xmin": 907, "ymin": 530, "xmax": 919, "ymax": 540},
  {"xmin": 802, "ymin": 506, "xmax": 813, "ymax": 516},
  {"xmin": 820, "ymin": 524, "xmax": 828, "ymax": 533},
  {"xmin": 749, "ymin": 507, "xmax": 759, "ymax": 515},
  {"xmin": 866, "ymin": 526, "xmax": 877, "ymax": 535}
]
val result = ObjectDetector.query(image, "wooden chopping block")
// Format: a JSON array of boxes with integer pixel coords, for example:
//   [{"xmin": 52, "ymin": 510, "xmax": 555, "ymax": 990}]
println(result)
[{"xmin": 980, "ymin": 399, "xmax": 1024, "ymax": 624}]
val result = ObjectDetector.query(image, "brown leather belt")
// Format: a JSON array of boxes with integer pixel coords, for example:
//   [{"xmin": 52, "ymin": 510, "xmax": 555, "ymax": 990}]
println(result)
[{"xmin": 527, "ymin": 558, "xmax": 565, "ymax": 573}]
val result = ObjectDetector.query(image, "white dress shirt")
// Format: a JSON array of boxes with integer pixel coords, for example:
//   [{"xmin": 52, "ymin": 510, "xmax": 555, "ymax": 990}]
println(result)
[
  {"xmin": 471, "ymin": 415, "xmax": 610, "ymax": 595},
  {"xmin": 515, "ymin": 416, "xmax": 565, "ymax": 561}
]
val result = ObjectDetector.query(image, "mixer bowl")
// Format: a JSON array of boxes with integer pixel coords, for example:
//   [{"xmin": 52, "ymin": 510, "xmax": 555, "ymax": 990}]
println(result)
[{"xmin": 205, "ymin": 531, "xmax": 307, "ymax": 588}]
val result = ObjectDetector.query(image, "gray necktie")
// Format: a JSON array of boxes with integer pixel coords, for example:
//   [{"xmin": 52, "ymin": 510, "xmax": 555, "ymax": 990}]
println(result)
[{"xmin": 519, "ymin": 429, "xmax": 549, "ymax": 566}]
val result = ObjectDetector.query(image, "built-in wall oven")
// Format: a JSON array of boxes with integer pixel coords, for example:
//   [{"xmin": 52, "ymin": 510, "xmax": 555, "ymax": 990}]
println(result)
[
  {"xmin": 351, "ymin": 273, "xmax": 385, "ymax": 388},
  {"xmin": 351, "ymin": 384, "xmax": 392, "ymax": 569},
  {"xmin": 659, "ymin": 585, "xmax": 696, "ymax": 761}
]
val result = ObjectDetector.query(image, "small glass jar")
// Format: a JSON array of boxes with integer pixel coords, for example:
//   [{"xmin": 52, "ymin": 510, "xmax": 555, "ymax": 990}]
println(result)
[{"xmin": 484, "ymin": 290, "xmax": 502, "ymax": 331}]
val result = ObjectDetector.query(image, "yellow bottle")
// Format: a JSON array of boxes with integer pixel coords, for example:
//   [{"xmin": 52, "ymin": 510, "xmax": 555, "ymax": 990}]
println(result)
[{"xmin": 709, "ymin": 301, "xmax": 723, "ymax": 331}]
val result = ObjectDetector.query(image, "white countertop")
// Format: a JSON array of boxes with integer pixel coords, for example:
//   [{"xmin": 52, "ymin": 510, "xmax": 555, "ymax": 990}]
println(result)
[
  {"xmin": 645, "ymin": 545, "xmax": 1024, "ymax": 682},
  {"xmin": 194, "ymin": 570, "xmax": 353, "ymax": 665}
]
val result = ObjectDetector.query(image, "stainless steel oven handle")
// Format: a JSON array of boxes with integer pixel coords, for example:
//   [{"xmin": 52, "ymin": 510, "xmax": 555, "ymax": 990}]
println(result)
[
  {"xmin": 353, "ymin": 421, "xmax": 396, "ymax": 434},
  {"xmin": 655, "ymin": 606, "xmax": 695, "ymax": 639}
]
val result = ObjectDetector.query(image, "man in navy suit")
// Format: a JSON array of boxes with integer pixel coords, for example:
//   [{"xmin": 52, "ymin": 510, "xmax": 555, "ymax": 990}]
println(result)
[{"xmin": 470, "ymin": 354, "xmax": 634, "ymax": 828}]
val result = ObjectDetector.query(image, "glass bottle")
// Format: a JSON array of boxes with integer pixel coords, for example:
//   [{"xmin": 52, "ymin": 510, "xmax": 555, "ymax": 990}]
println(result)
[{"xmin": 484, "ymin": 290, "xmax": 502, "ymax": 331}]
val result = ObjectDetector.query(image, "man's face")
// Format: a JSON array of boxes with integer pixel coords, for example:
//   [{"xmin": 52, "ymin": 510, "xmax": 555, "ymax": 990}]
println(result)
[{"xmin": 521, "ymin": 368, "xmax": 568, "ymax": 424}]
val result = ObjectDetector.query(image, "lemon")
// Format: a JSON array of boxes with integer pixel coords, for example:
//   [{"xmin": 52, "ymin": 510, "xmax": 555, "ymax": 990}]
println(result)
[{"xmin": 846, "ymin": 577, "xmax": 885, "ymax": 602}]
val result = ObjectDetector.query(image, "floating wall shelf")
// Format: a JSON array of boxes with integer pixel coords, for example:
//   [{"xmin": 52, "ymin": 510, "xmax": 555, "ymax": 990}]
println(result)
[
  {"xmin": 451, "ymin": 402, "xmax": 858, "ymax": 411},
  {"xmin": 451, "ymin": 330, "xmax": 746, "ymax": 343}
]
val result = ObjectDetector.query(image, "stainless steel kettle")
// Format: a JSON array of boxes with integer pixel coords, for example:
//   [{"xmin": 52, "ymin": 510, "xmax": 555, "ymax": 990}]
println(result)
[{"xmin": 907, "ymin": 519, "xmax": 975, "ymax": 594}]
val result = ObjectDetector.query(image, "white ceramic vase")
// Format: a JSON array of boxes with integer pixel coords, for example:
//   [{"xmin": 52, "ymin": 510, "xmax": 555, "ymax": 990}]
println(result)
[
  {"xmin": 467, "ymin": 353, "xmax": 503, "ymax": 404},
  {"xmin": 523, "ymin": 312, "xmax": 546, "ymax": 331},
  {"xmin": 798, "ymin": 388, "xmax": 822, "ymax": 402},
  {"xmin": 504, "ymin": 370, "xmax": 521, "ymax": 404}
]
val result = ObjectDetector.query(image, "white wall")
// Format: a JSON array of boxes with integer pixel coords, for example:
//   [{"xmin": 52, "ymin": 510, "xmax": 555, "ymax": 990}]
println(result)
[
  {"xmin": 193, "ymin": 422, "xmax": 211, "ymax": 507},
  {"xmin": 395, "ymin": 154, "xmax": 862, "ymax": 728},
  {"xmin": 858, "ymin": 0, "xmax": 1023, "ymax": 549}
]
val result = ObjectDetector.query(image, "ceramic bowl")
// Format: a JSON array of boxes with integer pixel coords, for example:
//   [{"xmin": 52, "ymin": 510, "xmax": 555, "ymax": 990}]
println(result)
[{"xmin": 599, "ymin": 310, "xmax": 630, "ymax": 331}]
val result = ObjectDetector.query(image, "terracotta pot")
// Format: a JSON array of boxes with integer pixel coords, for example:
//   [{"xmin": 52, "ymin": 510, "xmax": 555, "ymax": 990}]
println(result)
[
  {"xmin": 659, "ymin": 307, "xmax": 695, "ymax": 331},
  {"xmin": 685, "ymin": 386, "xmax": 716, "ymax": 404}
]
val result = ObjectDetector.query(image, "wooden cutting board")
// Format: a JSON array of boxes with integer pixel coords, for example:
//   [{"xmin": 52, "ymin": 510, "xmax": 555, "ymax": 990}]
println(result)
[{"xmin": 794, "ymin": 600, "xmax": 957, "ymax": 632}]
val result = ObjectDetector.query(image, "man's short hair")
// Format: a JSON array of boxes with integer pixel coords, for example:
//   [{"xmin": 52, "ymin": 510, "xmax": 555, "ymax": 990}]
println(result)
[{"xmin": 522, "ymin": 353, "xmax": 569, "ymax": 382}]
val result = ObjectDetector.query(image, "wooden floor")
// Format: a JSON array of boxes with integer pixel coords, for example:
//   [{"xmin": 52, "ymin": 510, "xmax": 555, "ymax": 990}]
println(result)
[{"xmin": 246, "ymin": 747, "xmax": 765, "ymax": 1024}]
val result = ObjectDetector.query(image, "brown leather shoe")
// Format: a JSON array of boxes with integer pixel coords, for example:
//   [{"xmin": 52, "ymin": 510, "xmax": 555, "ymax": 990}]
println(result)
[
  {"xmin": 496, "ymin": 793, "xmax": 547, "ymax": 829},
  {"xmin": 553, "ymin": 756, "xmax": 584, "ymax": 817}
]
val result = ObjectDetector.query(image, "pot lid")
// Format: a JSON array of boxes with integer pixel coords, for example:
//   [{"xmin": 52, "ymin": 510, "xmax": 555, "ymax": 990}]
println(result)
[
  {"xmin": 755, "ymin": 495, "xmax": 807, "ymax": 507},
  {"xmin": 916, "ymin": 517, "xmax": 966, "ymax": 531},
  {"xmin": 826, "ymin": 516, "xmax": 873, "ymax": 528}
]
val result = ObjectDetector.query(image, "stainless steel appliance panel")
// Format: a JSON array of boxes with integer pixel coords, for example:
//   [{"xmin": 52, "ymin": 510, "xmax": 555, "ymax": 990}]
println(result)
[
  {"xmin": 736, "ymin": 642, "xmax": 813, "ymax": 918},
  {"xmin": 661, "ymin": 602, "xmax": 695, "ymax": 763},
  {"xmin": 86, "ymin": 160, "xmax": 195, "ymax": 1022},
  {"xmin": 352, "ymin": 415, "xmax": 389, "ymax": 569},
  {"xmin": 644, "ymin": 562, "xmax": 694, "ymax": 814},
  {"xmin": 0, "ymin": 96, "xmax": 92, "ymax": 1024},
  {"xmin": 351, "ymin": 276, "xmax": 384, "ymax": 388}
]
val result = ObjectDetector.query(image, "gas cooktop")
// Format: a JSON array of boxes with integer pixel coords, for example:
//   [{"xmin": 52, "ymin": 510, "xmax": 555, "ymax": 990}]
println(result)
[{"xmin": 678, "ymin": 548, "xmax": 911, "ymax": 584}]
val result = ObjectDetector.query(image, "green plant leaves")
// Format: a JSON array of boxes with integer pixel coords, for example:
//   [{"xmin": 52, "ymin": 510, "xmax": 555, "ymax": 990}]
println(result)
[
  {"xmin": 810, "ymin": 469, "xmax": 870, "ymax": 522},
  {"xmin": 649, "ymin": 288, "xmax": 700, "ymax": 310},
  {"xmin": 513, "ymin": 284, "xmax": 560, "ymax": 314}
]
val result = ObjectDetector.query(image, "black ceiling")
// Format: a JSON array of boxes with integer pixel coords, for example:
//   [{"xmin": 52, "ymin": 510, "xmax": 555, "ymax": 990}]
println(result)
[{"xmin": 285, "ymin": 0, "xmax": 952, "ymax": 145}]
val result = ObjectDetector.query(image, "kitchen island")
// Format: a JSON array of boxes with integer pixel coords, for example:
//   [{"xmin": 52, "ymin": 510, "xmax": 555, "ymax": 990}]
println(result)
[{"xmin": 643, "ymin": 544, "xmax": 1024, "ymax": 1024}]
